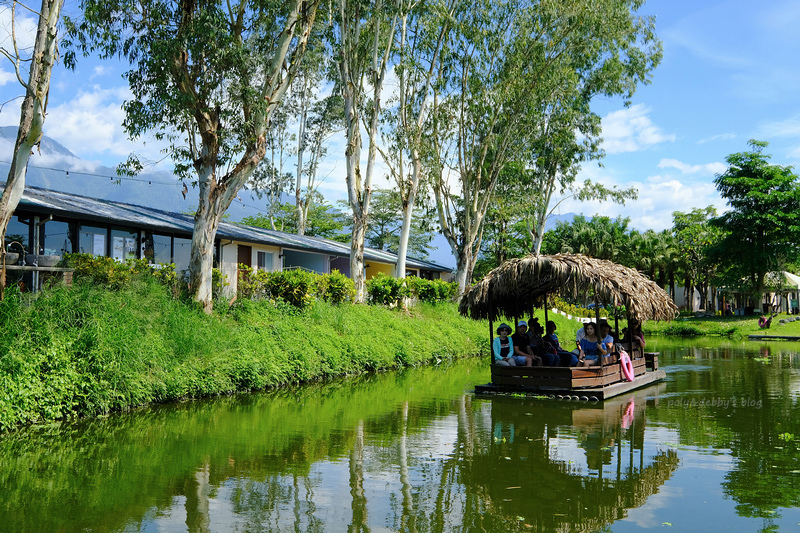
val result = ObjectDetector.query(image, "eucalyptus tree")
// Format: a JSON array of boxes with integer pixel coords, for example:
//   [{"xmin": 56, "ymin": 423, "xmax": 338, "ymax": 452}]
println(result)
[
  {"xmin": 288, "ymin": 40, "xmax": 343, "ymax": 236},
  {"xmin": 428, "ymin": 0, "xmax": 661, "ymax": 295},
  {"xmin": 0, "ymin": 0, "xmax": 64, "ymax": 300},
  {"xmin": 334, "ymin": 0, "xmax": 402, "ymax": 302},
  {"xmin": 346, "ymin": 188, "xmax": 434, "ymax": 259},
  {"xmin": 295, "ymin": 93, "xmax": 343, "ymax": 235},
  {"xmin": 248, "ymin": 105, "xmax": 294, "ymax": 231},
  {"xmin": 381, "ymin": 0, "xmax": 455, "ymax": 279},
  {"xmin": 66, "ymin": 0, "xmax": 322, "ymax": 312}
]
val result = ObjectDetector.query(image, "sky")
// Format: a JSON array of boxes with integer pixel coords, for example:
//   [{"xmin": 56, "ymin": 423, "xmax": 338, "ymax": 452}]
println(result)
[{"xmin": 0, "ymin": 0, "xmax": 799, "ymax": 267}]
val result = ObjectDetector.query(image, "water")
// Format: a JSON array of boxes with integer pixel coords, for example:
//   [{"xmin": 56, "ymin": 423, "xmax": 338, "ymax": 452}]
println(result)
[{"xmin": 2, "ymin": 337, "xmax": 800, "ymax": 532}]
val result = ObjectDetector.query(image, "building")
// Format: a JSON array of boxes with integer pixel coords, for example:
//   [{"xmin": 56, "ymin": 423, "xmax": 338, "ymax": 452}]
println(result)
[{"xmin": 4, "ymin": 185, "xmax": 451, "ymax": 293}]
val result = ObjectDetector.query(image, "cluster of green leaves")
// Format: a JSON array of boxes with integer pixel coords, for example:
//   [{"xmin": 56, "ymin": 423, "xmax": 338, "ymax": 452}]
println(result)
[
  {"xmin": 366, "ymin": 273, "xmax": 457, "ymax": 306},
  {"xmin": 240, "ymin": 193, "xmax": 349, "ymax": 241},
  {"xmin": 59, "ymin": 254, "xmax": 229, "ymax": 300},
  {"xmin": 237, "ymin": 266, "xmax": 355, "ymax": 308}
]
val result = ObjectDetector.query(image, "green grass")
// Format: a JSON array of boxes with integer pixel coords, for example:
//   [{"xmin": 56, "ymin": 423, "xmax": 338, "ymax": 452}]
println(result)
[
  {"xmin": 645, "ymin": 314, "xmax": 800, "ymax": 338},
  {"xmin": 0, "ymin": 278, "xmax": 488, "ymax": 432}
]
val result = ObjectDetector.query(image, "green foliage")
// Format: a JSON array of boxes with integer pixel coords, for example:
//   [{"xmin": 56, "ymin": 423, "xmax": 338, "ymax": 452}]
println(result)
[
  {"xmin": 710, "ymin": 140, "xmax": 800, "ymax": 299},
  {"xmin": 240, "ymin": 196, "xmax": 348, "ymax": 240},
  {"xmin": 407, "ymin": 277, "xmax": 458, "ymax": 304},
  {"xmin": 316, "ymin": 270, "xmax": 356, "ymax": 305},
  {"xmin": 366, "ymin": 273, "xmax": 409, "ymax": 306},
  {"xmin": 238, "ymin": 266, "xmax": 317, "ymax": 308}
]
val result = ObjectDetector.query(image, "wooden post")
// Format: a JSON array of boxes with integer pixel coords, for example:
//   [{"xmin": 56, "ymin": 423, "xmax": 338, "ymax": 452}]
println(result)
[
  {"xmin": 488, "ymin": 285, "xmax": 495, "ymax": 368},
  {"xmin": 595, "ymin": 296, "xmax": 603, "ymax": 367},
  {"xmin": 544, "ymin": 293, "xmax": 549, "ymax": 326}
]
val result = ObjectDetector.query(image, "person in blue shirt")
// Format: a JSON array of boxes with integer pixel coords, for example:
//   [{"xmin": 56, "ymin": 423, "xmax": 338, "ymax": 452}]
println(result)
[
  {"xmin": 492, "ymin": 324, "xmax": 518, "ymax": 366},
  {"xmin": 578, "ymin": 322, "xmax": 607, "ymax": 367},
  {"xmin": 544, "ymin": 320, "xmax": 579, "ymax": 367}
]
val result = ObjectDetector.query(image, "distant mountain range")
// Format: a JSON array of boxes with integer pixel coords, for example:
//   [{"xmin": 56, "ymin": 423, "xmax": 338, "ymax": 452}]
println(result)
[{"xmin": 0, "ymin": 127, "xmax": 579, "ymax": 269}]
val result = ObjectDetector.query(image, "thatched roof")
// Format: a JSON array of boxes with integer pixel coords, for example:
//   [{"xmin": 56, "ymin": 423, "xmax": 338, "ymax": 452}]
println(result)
[{"xmin": 459, "ymin": 253, "xmax": 678, "ymax": 323}]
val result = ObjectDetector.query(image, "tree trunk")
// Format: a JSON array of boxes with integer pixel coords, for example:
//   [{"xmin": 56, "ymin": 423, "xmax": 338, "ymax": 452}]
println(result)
[
  {"xmin": 189, "ymin": 162, "xmax": 226, "ymax": 313},
  {"xmin": 395, "ymin": 156, "xmax": 419, "ymax": 279},
  {"xmin": 295, "ymin": 77, "xmax": 308, "ymax": 236},
  {"xmin": 0, "ymin": 0, "xmax": 63, "ymax": 300}
]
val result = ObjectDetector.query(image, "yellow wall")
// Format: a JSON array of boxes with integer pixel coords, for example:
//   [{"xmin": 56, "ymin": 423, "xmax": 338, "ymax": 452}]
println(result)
[{"xmin": 366, "ymin": 261, "xmax": 393, "ymax": 279}]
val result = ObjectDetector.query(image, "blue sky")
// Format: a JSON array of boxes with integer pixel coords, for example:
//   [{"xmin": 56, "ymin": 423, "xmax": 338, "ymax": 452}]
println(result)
[{"xmin": 0, "ymin": 0, "xmax": 799, "ymax": 261}]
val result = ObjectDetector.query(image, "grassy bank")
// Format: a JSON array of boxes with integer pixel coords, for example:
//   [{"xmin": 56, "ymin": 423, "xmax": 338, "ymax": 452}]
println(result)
[
  {"xmin": 0, "ymin": 279, "xmax": 488, "ymax": 432},
  {"xmin": 644, "ymin": 314, "xmax": 800, "ymax": 338}
]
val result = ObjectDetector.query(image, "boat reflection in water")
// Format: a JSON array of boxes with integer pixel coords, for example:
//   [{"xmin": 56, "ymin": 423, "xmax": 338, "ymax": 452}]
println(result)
[{"xmin": 465, "ymin": 384, "xmax": 678, "ymax": 531}]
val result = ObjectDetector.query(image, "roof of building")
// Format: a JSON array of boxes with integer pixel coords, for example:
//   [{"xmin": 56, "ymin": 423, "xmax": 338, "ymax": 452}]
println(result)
[{"xmin": 14, "ymin": 184, "xmax": 452, "ymax": 272}]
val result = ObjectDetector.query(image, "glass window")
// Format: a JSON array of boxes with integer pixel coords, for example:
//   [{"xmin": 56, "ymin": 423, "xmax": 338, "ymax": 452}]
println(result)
[
  {"xmin": 79, "ymin": 225, "xmax": 108, "ymax": 256},
  {"xmin": 111, "ymin": 228, "xmax": 138, "ymax": 261},
  {"xmin": 5, "ymin": 214, "xmax": 30, "ymax": 254},
  {"xmin": 257, "ymin": 251, "xmax": 273, "ymax": 271},
  {"xmin": 172, "ymin": 236, "xmax": 192, "ymax": 271},
  {"xmin": 40, "ymin": 220, "xmax": 75, "ymax": 258},
  {"xmin": 143, "ymin": 233, "xmax": 172, "ymax": 264}
]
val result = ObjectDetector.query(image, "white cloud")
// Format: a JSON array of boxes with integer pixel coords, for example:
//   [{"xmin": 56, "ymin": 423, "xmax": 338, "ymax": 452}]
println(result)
[
  {"xmin": 91, "ymin": 66, "xmax": 110, "ymax": 79},
  {"xmin": 757, "ymin": 116, "xmax": 800, "ymax": 138},
  {"xmin": 697, "ymin": 133, "xmax": 736, "ymax": 144},
  {"xmin": 657, "ymin": 158, "xmax": 727, "ymax": 176},
  {"xmin": 0, "ymin": 5, "xmax": 38, "ymax": 57},
  {"xmin": 601, "ymin": 104, "xmax": 675, "ymax": 154},
  {"xmin": 41, "ymin": 85, "xmax": 174, "ymax": 168},
  {"xmin": 554, "ymin": 166, "xmax": 726, "ymax": 232}
]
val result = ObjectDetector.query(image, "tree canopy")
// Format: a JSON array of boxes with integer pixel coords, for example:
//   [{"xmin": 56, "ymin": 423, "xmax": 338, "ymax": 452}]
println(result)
[{"xmin": 710, "ymin": 140, "xmax": 800, "ymax": 300}]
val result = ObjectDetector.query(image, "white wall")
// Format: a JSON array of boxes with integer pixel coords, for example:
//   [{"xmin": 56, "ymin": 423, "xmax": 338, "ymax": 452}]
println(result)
[{"xmin": 218, "ymin": 241, "xmax": 281, "ymax": 297}]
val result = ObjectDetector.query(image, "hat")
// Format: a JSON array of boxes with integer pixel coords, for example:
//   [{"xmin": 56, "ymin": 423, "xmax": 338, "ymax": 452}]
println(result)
[
  {"xmin": 517, "ymin": 320, "xmax": 528, "ymax": 328},
  {"xmin": 497, "ymin": 323, "xmax": 512, "ymax": 334}
]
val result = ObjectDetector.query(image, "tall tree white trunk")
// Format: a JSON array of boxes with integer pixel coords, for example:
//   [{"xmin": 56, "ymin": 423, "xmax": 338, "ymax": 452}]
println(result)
[
  {"xmin": 0, "ymin": 0, "xmax": 64, "ymax": 300},
  {"xmin": 337, "ymin": 0, "xmax": 398, "ymax": 302}
]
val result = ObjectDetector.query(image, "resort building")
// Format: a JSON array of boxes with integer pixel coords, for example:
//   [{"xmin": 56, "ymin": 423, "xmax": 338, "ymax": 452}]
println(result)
[{"xmin": 4, "ymin": 184, "xmax": 451, "ymax": 293}]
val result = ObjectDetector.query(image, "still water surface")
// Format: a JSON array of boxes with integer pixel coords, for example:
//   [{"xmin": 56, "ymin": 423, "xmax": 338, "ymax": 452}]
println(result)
[{"xmin": 2, "ymin": 338, "xmax": 800, "ymax": 532}]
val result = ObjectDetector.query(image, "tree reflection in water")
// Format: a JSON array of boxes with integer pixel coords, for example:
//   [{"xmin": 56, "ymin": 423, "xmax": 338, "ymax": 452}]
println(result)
[{"xmin": 2, "ymin": 344, "xmax": 800, "ymax": 531}]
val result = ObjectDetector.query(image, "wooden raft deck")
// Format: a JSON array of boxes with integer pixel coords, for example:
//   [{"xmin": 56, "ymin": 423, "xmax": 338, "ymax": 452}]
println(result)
[{"xmin": 474, "ymin": 352, "xmax": 664, "ymax": 401}]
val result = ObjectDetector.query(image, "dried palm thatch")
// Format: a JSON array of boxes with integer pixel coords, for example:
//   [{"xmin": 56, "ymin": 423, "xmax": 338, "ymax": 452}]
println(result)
[{"xmin": 459, "ymin": 253, "xmax": 678, "ymax": 323}]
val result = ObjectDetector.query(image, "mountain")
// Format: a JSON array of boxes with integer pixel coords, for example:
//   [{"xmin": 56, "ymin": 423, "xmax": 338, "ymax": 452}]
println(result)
[{"xmin": 0, "ymin": 127, "xmax": 259, "ymax": 220}]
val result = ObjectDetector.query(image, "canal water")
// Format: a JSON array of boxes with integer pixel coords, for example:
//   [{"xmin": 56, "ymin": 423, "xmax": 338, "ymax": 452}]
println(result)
[{"xmin": 2, "ymin": 338, "xmax": 800, "ymax": 532}]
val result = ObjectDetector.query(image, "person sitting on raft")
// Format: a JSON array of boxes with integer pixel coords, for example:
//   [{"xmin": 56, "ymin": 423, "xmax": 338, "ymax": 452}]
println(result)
[
  {"xmin": 511, "ymin": 321, "xmax": 541, "ymax": 366},
  {"xmin": 621, "ymin": 319, "xmax": 646, "ymax": 349},
  {"xmin": 526, "ymin": 318, "xmax": 556, "ymax": 366},
  {"xmin": 544, "ymin": 320, "xmax": 579, "ymax": 367},
  {"xmin": 599, "ymin": 321, "xmax": 616, "ymax": 356},
  {"xmin": 493, "ymin": 323, "xmax": 532, "ymax": 366},
  {"xmin": 578, "ymin": 322, "xmax": 607, "ymax": 367}
]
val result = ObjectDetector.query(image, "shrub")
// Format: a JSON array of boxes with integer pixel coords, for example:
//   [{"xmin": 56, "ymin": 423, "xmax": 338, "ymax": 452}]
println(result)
[
  {"xmin": 317, "ymin": 270, "xmax": 355, "ymax": 305},
  {"xmin": 265, "ymin": 269, "xmax": 316, "ymax": 309},
  {"xmin": 366, "ymin": 273, "xmax": 409, "ymax": 306},
  {"xmin": 408, "ymin": 277, "xmax": 457, "ymax": 304}
]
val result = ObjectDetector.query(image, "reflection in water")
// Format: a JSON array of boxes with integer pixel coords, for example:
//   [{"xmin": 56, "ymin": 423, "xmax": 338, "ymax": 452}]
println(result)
[{"xmin": 3, "ymin": 341, "xmax": 800, "ymax": 531}]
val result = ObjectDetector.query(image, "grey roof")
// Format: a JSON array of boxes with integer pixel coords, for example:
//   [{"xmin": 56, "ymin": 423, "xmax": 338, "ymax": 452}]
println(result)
[{"xmin": 14, "ymin": 184, "xmax": 451, "ymax": 272}]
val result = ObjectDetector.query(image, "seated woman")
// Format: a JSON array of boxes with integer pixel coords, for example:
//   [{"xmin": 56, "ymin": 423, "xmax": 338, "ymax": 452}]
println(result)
[
  {"xmin": 578, "ymin": 322, "xmax": 607, "ymax": 367},
  {"xmin": 621, "ymin": 319, "xmax": 646, "ymax": 349},
  {"xmin": 493, "ymin": 323, "xmax": 530, "ymax": 366},
  {"xmin": 526, "ymin": 318, "xmax": 555, "ymax": 366},
  {"xmin": 544, "ymin": 320, "xmax": 579, "ymax": 367}
]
